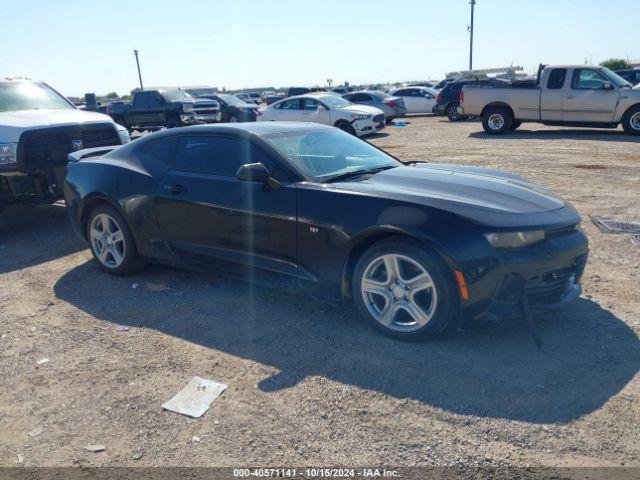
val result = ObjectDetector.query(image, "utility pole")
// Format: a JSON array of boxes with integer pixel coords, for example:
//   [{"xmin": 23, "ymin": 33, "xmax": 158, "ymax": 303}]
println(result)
[
  {"xmin": 133, "ymin": 49, "xmax": 144, "ymax": 90},
  {"xmin": 468, "ymin": 0, "xmax": 476, "ymax": 71}
]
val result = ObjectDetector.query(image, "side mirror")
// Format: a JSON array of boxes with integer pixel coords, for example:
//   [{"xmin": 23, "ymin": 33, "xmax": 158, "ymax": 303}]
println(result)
[
  {"xmin": 317, "ymin": 105, "xmax": 327, "ymax": 112},
  {"xmin": 236, "ymin": 162, "xmax": 270, "ymax": 182},
  {"xmin": 602, "ymin": 81, "xmax": 613, "ymax": 90}
]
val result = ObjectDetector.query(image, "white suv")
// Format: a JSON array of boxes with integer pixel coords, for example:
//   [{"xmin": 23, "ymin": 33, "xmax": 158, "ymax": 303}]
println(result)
[{"xmin": 258, "ymin": 93, "xmax": 386, "ymax": 136}]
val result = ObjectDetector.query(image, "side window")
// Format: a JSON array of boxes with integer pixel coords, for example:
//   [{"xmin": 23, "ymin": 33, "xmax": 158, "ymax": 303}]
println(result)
[
  {"xmin": 150, "ymin": 93, "xmax": 164, "ymax": 106},
  {"xmin": 303, "ymin": 98, "xmax": 320, "ymax": 110},
  {"xmin": 142, "ymin": 137, "xmax": 178, "ymax": 166},
  {"xmin": 275, "ymin": 99, "xmax": 301, "ymax": 110},
  {"xmin": 176, "ymin": 136, "xmax": 253, "ymax": 176},
  {"xmin": 547, "ymin": 69, "xmax": 567, "ymax": 89},
  {"xmin": 351, "ymin": 93, "xmax": 371, "ymax": 102},
  {"xmin": 571, "ymin": 69, "xmax": 608, "ymax": 90},
  {"xmin": 394, "ymin": 89, "xmax": 408, "ymax": 96},
  {"xmin": 132, "ymin": 92, "xmax": 148, "ymax": 108}
]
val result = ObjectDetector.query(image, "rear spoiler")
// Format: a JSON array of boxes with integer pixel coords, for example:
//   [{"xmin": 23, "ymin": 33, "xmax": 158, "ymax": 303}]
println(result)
[{"xmin": 67, "ymin": 146, "xmax": 118, "ymax": 163}]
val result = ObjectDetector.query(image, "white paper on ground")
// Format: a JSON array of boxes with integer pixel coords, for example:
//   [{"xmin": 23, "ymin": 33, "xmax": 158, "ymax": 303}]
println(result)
[{"xmin": 162, "ymin": 376, "xmax": 227, "ymax": 418}]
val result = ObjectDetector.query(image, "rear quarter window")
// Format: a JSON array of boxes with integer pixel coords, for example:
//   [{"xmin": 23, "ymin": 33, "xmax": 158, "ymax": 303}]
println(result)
[{"xmin": 142, "ymin": 136, "xmax": 178, "ymax": 167}]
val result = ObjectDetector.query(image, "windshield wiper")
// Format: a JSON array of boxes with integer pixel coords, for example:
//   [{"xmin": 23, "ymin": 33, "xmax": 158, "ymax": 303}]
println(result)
[{"xmin": 323, "ymin": 165, "xmax": 397, "ymax": 183}]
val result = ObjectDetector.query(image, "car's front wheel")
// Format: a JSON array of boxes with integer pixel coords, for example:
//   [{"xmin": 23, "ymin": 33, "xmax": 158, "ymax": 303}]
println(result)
[
  {"xmin": 352, "ymin": 238, "xmax": 458, "ymax": 341},
  {"xmin": 622, "ymin": 105, "xmax": 640, "ymax": 136},
  {"xmin": 335, "ymin": 120, "xmax": 357, "ymax": 136},
  {"xmin": 87, "ymin": 204, "xmax": 145, "ymax": 275}
]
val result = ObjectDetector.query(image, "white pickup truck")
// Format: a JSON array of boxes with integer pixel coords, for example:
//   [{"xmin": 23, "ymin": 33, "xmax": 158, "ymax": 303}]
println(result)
[
  {"xmin": 459, "ymin": 65, "xmax": 640, "ymax": 135},
  {"xmin": 0, "ymin": 78, "xmax": 130, "ymax": 214}
]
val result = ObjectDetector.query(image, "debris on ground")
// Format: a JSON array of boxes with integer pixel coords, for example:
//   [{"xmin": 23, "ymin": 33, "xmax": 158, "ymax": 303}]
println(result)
[
  {"xmin": 28, "ymin": 426, "xmax": 44, "ymax": 437},
  {"xmin": 84, "ymin": 444, "xmax": 106, "ymax": 452},
  {"xmin": 192, "ymin": 436, "xmax": 200, "ymax": 443},
  {"xmin": 162, "ymin": 376, "xmax": 227, "ymax": 418},
  {"xmin": 146, "ymin": 282, "xmax": 170, "ymax": 292},
  {"xmin": 632, "ymin": 234, "xmax": 640, "ymax": 247},
  {"xmin": 36, "ymin": 358, "xmax": 49, "ymax": 365},
  {"xmin": 115, "ymin": 325, "xmax": 130, "ymax": 332},
  {"xmin": 392, "ymin": 121, "xmax": 408, "ymax": 127},
  {"xmin": 131, "ymin": 283, "xmax": 140, "ymax": 289},
  {"xmin": 132, "ymin": 451, "xmax": 143, "ymax": 460},
  {"xmin": 590, "ymin": 216, "xmax": 640, "ymax": 234},
  {"xmin": 17, "ymin": 454, "xmax": 24, "ymax": 464}
]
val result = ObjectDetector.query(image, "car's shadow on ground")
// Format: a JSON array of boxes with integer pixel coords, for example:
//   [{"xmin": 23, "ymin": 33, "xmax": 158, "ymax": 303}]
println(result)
[
  {"xmin": 0, "ymin": 203, "xmax": 85, "ymax": 274},
  {"xmin": 54, "ymin": 261, "xmax": 640, "ymax": 424},
  {"xmin": 469, "ymin": 129, "xmax": 640, "ymax": 143}
]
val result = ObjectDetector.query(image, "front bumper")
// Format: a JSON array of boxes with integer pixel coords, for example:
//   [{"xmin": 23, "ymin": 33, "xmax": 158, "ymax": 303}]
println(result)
[
  {"xmin": 180, "ymin": 114, "xmax": 197, "ymax": 125},
  {"xmin": 194, "ymin": 113, "xmax": 222, "ymax": 123},
  {"xmin": 458, "ymin": 229, "xmax": 589, "ymax": 323},
  {"xmin": 353, "ymin": 117, "xmax": 386, "ymax": 136}
]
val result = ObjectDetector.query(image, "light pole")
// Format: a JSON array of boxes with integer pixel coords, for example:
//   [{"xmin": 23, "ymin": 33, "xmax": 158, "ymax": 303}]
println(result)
[
  {"xmin": 468, "ymin": 0, "xmax": 476, "ymax": 71},
  {"xmin": 133, "ymin": 49, "xmax": 144, "ymax": 90}
]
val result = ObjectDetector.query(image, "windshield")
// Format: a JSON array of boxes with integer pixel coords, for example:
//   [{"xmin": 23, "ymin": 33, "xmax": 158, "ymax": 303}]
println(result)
[
  {"xmin": 369, "ymin": 90, "xmax": 391, "ymax": 98},
  {"xmin": 318, "ymin": 95, "xmax": 352, "ymax": 108},
  {"xmin": 601, "ymin": 67, "xmax": 632, "ymax": 88},
  {"xmin": 160, "ymin": 89, "xmax": 194, "ymax": 102},
  {"xmin": 217, "ymin": 94, "xmax": 251, "ymax": 106},
  {"xmin": 264, "ymin": 128, "xmax": 400, "ymax": 181},
  {"xmin": 0, "ymin": 81, "xmax": 74, "ymax": 112}
]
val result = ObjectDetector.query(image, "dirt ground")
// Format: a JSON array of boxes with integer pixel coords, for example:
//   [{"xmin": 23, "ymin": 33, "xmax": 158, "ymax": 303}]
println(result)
[{"xmin": 1, "ymin": 117, "xmax": 639, "ymax": 471}]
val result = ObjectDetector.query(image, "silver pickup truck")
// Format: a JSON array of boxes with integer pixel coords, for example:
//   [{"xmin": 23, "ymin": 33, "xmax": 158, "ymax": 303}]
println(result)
[{"xmin": 459, "ymin": 65, "xmax": 640, "ymax": 135}]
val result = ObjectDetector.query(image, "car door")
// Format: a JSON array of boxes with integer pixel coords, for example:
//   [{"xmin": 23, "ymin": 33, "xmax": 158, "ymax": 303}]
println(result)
[
  {"xmin": 130, "ymin": 92, "xmax": 151, "ymax": 125},
  {"xmin": 414, "ymin": 89, "xmax": 435, "ymax": 113},
  {"xmin": 300, "ymin": 97, "xmax": 330, "ymax": 125},
  {"xmin": 272, "ymin": 98, "xmax": 303, "ymax": 121},
  {"xmin": 540, "ymin": 68, "xmax": 567, "ymax": 121},
  {"xmin": 562, "ymin": 68, "xmax": 619, "ymax": 123},
  {"xmin": 394, "ymin": 89, "xmax": 416, "ymax": 112},
  {"xmin": 153, "ymin": 134, "xmax": 299, "ymax": 277}
]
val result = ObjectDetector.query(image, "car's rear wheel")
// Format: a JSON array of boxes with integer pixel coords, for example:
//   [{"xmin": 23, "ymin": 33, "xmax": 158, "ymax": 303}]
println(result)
[
  {"xmin": 352, "ymin": 238, "xmax": 458, "ymax": 341},
  {"xmin": 622, "ymin": 105, "xmax": 640, "ymax": 136},
  {"xmin": 229, "ymin": 115, "xmax": 239, "ymax": 123},
  {"xmin": 446, "ymin": 102, "xmax": 462, "ymax": 121},
  {"xmin": 482, "ymin": 107, "xmax": 512, "ymax": 134},
  {"xmin": 335, "ymin": 120, "xmax": 356, "ymax": 136},
  {"xmin": 87, "ymin": 205, "xmax": 145, "ymax": 275}
]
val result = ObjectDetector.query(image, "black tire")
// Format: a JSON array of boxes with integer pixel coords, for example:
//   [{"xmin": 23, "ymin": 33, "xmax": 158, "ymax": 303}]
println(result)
[
  {"xmin": 167, "ymin": 117, "xmax": 181, "ymax": 128},
  {"xmin": 482, "ymin": 107, "xmax": 513, "ymax": 135},
  {"xmin": 229, "ymin": 115, "xmax": 239, "ymax": 123},
  {"xmin": 335, "ymin": 120, "xmax": 356, "ymax": 136},
  {"xmin": 86, "ymin": 204, "xmax": 146, "ymax": 276},
  {"xmin": 510, "ymin": 121, "xmax": 522, "ymax": 131},
  {"xmin": 352, "ymin": 237, "xmax": 458, "ymax": 341},
  {"xmin": 621, "ymin": 105, "xmax": 640, "ymax": 136},
  {"xmin": 446, "ymin": 102, "xmax": 462, "ymax": 121}
]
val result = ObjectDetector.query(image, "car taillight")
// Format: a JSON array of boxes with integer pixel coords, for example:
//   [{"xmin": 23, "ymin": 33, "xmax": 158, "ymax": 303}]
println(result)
[
  {"xmin": 384, "ymin": 101, "xmax": 397, "ymax": 107},
  {"xmin": 436, "ymin": 94, "xmax": 442, "ymax": 103},
  {"xmin": 460, "ymin": 91, "xmax": 464, "ymax": 103}
]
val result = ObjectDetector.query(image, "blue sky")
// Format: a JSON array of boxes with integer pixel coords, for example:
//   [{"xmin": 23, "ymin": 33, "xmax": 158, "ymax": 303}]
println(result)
[{"xmin": 2, "ymin": 0, "xmax": 638, "ymax": 96}]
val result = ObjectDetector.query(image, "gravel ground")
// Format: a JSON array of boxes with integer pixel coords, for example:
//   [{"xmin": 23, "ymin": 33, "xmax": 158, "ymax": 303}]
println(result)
[{"xmin": 1, "ymin": 116, "xmax": 639, "ymax": 471}]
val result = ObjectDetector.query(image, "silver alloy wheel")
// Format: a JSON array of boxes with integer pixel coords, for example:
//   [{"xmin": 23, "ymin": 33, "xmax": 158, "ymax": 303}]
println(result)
[
  {"xmin": 488, "ymin": 113, "xmax": 505, "ymax": 130},
  {"xmin": 630, "ymin": 112, "xmax": 640, "ymax": 131},
  {"xmin": 448, "ymin": 105, "xmax": 459, "ymax": 120},
  {"xmin": 361, "ymin": 253, "xmax": 438, "ymax": 333},
  {"xmin": 90, "ymin": 213, "xmax": 126, "ymax": 268}
]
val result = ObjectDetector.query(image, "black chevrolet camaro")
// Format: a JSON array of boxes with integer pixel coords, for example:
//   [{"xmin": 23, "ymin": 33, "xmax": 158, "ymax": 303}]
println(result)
[{"xmin": 64, "ymin": 122, "xmax": 588, "ymax": 341}]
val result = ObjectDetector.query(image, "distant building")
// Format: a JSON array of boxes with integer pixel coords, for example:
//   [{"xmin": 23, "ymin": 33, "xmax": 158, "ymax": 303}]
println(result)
[
  {"xmin": 130, "ymin": 85, "xmax": 219, "ymax": 96},
  {"xmin": 630, "ymin": 59, "xmax": 640, "ymax": 68}
]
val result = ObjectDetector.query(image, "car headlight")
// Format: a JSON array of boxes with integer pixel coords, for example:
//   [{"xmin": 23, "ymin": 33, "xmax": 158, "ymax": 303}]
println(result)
[
  {"xmin": 116, "ymin": 126, "xmax": 131, "ymax": 144},
  {"xmin": 0, "ymin": 143, "xmax": 18, "ymax": 166},
  {"xmin": 484, "ymin": 230, "xmax": 545, "ymax": 249},
  {"xmin": 350, "ymin": 113, "xmax": 371, "ymax": 120}
]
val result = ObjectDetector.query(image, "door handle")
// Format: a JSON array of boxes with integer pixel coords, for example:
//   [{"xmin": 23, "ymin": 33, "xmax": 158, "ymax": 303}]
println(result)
[{"xmin": 165, "ymin": 184, "xmax": 186, "ymax": 195}]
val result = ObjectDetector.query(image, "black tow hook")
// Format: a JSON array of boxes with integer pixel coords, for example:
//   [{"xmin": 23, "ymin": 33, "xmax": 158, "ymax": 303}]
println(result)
[{"xmin": 521, "ymin": 293, "xmax": 543, "ymax": 349}]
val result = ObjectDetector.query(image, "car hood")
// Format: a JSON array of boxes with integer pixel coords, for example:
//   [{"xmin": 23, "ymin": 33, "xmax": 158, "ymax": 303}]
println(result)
[
  {"xmin": 329, "ymin": 163, "xmax": 581, "ymax": 228},
  {"xmin": 339, "ymin": 104, "xmax": 384, "ymax": 115},
  {"xmin": 0, "ymin": 109, "xmax": 116, "ymax": 142}
]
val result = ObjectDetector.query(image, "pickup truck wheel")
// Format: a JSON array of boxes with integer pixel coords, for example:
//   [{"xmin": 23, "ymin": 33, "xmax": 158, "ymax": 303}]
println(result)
[
  {"xmin": 510, "ymin": 121, "xmax": 522, "ymax": 131},
  {"xmin": 622, "ymin": 106, "xmax": 640, "ymax": 136},
  {"xmin": 446, "ymin": 103, "xmax": 462, "ymax": 121},
  {"xmin": 167, "ymin": 117, "xmax": 181, "ymax": 128},
  {"xmin": 482, "ymin": 107, "xmax": 513, "ymax": 135},
  {"xmin": 229, "ymin": 115, "xmax": 239, "ymax": 123}
]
